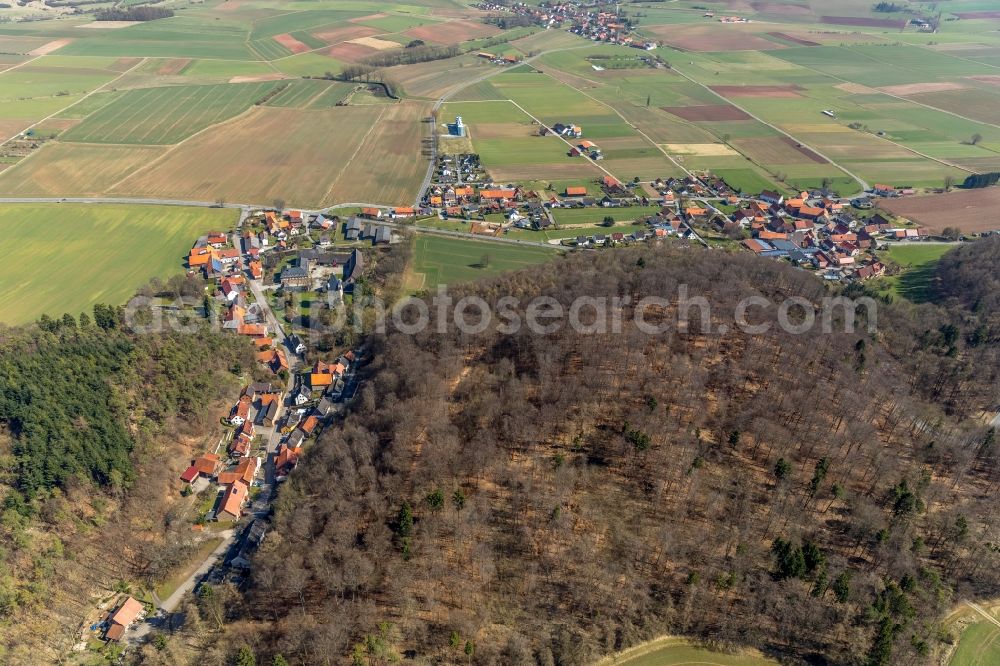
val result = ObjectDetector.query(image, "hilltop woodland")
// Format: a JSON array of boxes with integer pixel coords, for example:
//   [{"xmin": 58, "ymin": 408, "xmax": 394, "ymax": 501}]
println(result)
[
  {"xmin": 0, "ymin": 273, "xmax": 254, "ymax": 664},
  {"xmin": 158, "ymin": 242, "xmax": 1000, "ymax": 666}
]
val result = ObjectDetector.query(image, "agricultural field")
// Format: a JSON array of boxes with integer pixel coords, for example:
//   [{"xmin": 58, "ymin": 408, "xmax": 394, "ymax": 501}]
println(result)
[
  {"xmin": 441, "ymin": 99, "xmax": 604, "ymax": 182},
  {"xmin": 0, "ymin": 143, "xmax": 165, "ymax": 196},
  {"xmin": 0, "ymin": 0, "xmax": 997, "ymax": 210},
  {"xmin": 594, "ymin": 636, "xmax": 777, "ymax": 666},
  {"xmin": 878, "ymin": 187, "xmax": 1000, "ymax": 234},
  {"xmin": 872, "ymin": 243, "xmax": 955, "ymax": 303},
  {"xmin": 60, "ymin": 81, "xmax": 283, "ymax": 144},
  {"xmin": 113, "ymin": 102, "xmax": 428, "ymax": 207},
  {"xmin": 405, "ymin": 235, "xmax": 560, "ymax": 292},
  {"xmin": 0, "ymin": 203, "xmax": 236, "ymax": 325},
  {"xmin": 949, "ymin": 619, "xmax": 1000, "ymax": 666}
]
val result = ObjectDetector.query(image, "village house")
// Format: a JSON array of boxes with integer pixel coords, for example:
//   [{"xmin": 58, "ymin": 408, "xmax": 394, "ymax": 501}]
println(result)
[
  {"xmin": 229, "ymin": 420, "xmax": 255, "ymax": 457},
  {"xmin": 281, "ymin": 259, "xmax": 311, "ymax": 291},
  {"xmin": 257, "ymin": 393, "xmax": 280, "ymax": 427},
  {"xmin": 345, "ymin": 217, "xmax": 364, "ymax": 241},
  {"xmin": 343, "ymin": 248, "xmax": 365, "ymax": 288},
  {"xmin": 275, "ymin": 443, "xmax": 302, "ymax": 481},
  {"xmin": 105, "ymin": 596, "xmax": 144, "ymax": 642},
  {"xmin": 218, "ymin": 456, "xmax": 260, "ymax": 486},
  {"xmin": 216, "ymin": 481, "xmax": 248, "ymax": 522},
  {"xmin": 229, "ymin": 396, "xmax": 251, "ymax": 426},
  {"xmin": 180, "ymin": 452, "xmax": 221, "ymax": 485}
]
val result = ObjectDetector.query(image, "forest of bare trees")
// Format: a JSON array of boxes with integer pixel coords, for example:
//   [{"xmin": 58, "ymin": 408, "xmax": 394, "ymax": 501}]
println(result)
[{"xmin": 154, "ymin": 244, "xmax": 998, "ymax": 666}]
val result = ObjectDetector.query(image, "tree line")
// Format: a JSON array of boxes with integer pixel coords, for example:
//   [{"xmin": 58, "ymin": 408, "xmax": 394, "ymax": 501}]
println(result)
[{"xmin": 95, "ymin": 6, "xmax": 173, "ymax": 21}]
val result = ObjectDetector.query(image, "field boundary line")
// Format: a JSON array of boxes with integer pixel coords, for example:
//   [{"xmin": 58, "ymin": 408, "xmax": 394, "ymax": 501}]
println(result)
[
  {"xmin": 298, "ymin": 81, "xmax": 334, "ymax": 107},
  {"xmin": 669, "ymin": 63, "xmax": 870, "ymax": 191},
  {"xmin": 0, "ymin": 57, "xmax": 148, "ymax": 153},
  {"xmin": 105, "ymin": 105, "xmax": 262, "ymax": 194},
  {"xmin": 967, "ymin": 602, "xmax": 1000, "ymax": 629},
  {"xmin": 0, "ymin": 54, "xmax": 42, "ymax": 75},
  {"xmin": 506, "ymin": 98, "xmax": 613, "ymax": 180},
  {"xmin": 319, "ymin": 105, "xmax": 388, "ymax": 205},
  {"xmin": 534, "ymin": 67, "xmax": 694, "ymax": 178},
  {"xmin": 774, "ymin": 50, "xmax": 1000, "ymax": 132}
]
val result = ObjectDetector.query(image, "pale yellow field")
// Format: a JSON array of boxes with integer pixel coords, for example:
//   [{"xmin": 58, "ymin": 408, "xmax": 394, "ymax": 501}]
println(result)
[
  {"xmin": 663, "ymin": 143, "xmax": 739, "ymax": 156},
  {"xmin": 348, "ymin": 36, "xmax": 400, "ymax": 51}
]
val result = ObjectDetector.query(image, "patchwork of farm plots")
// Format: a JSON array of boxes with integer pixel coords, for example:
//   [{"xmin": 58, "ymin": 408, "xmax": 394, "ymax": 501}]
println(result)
[{"xmin": 0, "ymin": 0, "xmax": 999, "ymax": 210}]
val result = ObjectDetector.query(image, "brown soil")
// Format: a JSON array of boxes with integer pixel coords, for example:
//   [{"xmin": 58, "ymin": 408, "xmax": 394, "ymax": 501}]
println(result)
[
  {"xmin": 274, "ymin": 33, "xmax": 310, "ymax": 54},
  {"xmin": 879, "ymin": 187, "xmax": 1000, "ymax": 234},
  {"xmin": 324, "ymin": 42, "xmax": 378, "ymax": 62},
  {"xmin": 766, "ymin": 32, "xmax": 819, "ymax": 46},
  {"xmin": 403, "ymin": 20, "xmax": 499, "ymax": 45},
  {"xmin": 157, "ymin": 58, "xmax": 191, "ymax": 76},
  {"xmin": 879, "ymin": 81, "xmax": 966, "ymax": 95},
  {"xmin": 311, "ymin": 25, "xmax": 380, "ymax": 44}
]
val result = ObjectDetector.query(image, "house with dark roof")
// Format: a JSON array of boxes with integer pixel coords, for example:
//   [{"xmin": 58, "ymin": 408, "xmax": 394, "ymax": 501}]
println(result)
[
  {"xmin": 344, "ymin": 249, "xmax": 364, "ymax": 285},
  {"xmin": 345, "ymin": 217, "xmax": 364, "ymax": 241},
  {"xmin": 281, "ymin": 259, "xmax": 311, "ymax": 291}
]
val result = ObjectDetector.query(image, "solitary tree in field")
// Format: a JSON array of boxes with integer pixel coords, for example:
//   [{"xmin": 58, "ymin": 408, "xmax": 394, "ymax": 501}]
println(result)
[
  {"xmin": 944, "ymin": 175, "xmax": 955, "ymax": 191},
  {"xmin": 970, "ymin": 133, "xmax": 982, "ymax": 145},
  {"xmin": 479, "ymin": 253, "xmax": 491, "ymax": 268},
  {"xmin": 603, "ymin": 215, "xmax": 615, "ymax": 227}
]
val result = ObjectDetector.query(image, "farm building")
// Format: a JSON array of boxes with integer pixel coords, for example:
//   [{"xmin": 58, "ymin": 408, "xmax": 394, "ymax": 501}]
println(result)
[{"xmin": 447, "ymin": 116, "xmax": 467, "ymax": 137}]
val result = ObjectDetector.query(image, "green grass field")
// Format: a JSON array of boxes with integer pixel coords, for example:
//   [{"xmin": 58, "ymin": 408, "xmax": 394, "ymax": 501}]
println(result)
[
  {"xmin": 873, "ymin": 243, "xmax": 954, "ymax": 302},
  {"xmin": 61, "ymin": 81, "xmax": 282, "ymax": 144},
  {"xmin": 406, "ymin": 235, "xmax": 559, "ymax": 292},
  {"xmin": 0, "ymin": 203, "xmax": 237, "ymax": 325},
  {"xmin": 950, "ymin": 621, "xmax": 1000, "ymax": 666},
  {"xmin": 595, "ymin": 637, "xmax": 777, "ymax": 666},
  {"xmin": 263, "ymin": 79, "xmax": 337, "ymax": 108},
  {"xmin": 552, "ymin": 205, "xmax": 661, "ymax": 226},
  {"xmin": 56, "ymin": 17, "xmax": 257, "ymax": 60}
]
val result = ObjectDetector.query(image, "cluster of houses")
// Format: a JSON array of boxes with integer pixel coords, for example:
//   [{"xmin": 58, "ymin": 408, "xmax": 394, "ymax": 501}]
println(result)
[
  {"xmin": 730, "ymin": 189, "xmax": 923, "ymax": 280},
  {"xmin": 544, "ymin": 122, "xmax": 583, "ymax": 138},
  {"xmin": 475, "ymin": 51, "xmax": 523, "ymax": 65},
  {"xmin": 569, "ymin": 139, "xmax": 602, "ymax": 160},
  {"xmin": 433, "ymin": 153, "xmax": 486, "ymax": 186},
  {"xmin": 474, "ymin": 1, "xmax": 656, "ymax": 49},
  {"xmin": 184, "ymin": 205, "xmax": 387, "ymax": 376}
]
